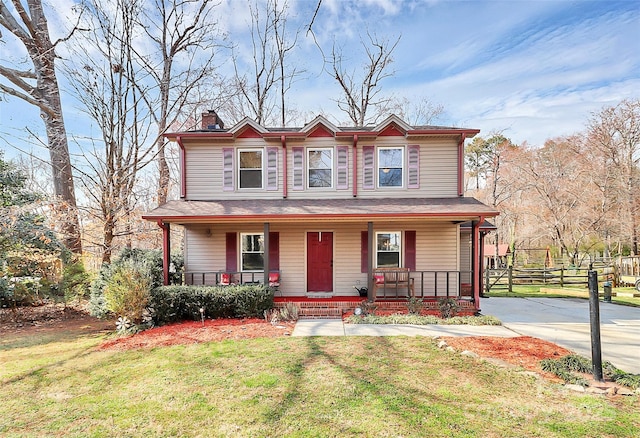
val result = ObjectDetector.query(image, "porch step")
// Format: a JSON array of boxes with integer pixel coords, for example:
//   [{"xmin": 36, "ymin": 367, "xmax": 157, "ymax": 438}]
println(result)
[{"xmin": 298, "ymin": 307, "xmax": 343, "ymax": 319}]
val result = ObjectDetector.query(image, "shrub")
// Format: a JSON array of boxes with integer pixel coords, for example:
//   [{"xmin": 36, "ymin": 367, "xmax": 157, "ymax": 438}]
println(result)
[
  {"xmin": 406, "ymin": 297, "xmax": 424, "ymax": 314},
  {"xmin": 89, "ymin": 248, "xmax": 184, "ymax": 319},
  {"xmin": 59, "ymin": 257, "xmax": 91, "ymax": 304},
  {"xmin": 103, "ymin": 261, "xmax": 153, "ymax": 324},
  {"xmin": 149, "ymin": 285, "xmax": 274, "ymax": 326},
  {"xmin": 438, "ymin": 297, "xmax": 460, "ymax": 318}
]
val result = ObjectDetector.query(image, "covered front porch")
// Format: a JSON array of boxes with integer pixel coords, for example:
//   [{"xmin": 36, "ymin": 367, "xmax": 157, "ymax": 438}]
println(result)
[{"xmin": 142, "ymin": 197, "xmax": 499, "ymax": 313}]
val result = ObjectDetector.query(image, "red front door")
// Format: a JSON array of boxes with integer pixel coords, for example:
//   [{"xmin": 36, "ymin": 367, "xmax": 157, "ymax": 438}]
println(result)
[{"xmin": 307, "ymin": 232, "xmax": 333, "ymax": 292}]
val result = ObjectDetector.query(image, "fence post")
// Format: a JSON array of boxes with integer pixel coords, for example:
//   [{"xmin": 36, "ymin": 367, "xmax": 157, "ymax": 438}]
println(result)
[
  {"xmin": 560, "ymin": 267, "xmax": 564, "ymax": 287},
  {"xmin": 485, "ymin": 267, "xmax": 490, "ymax": 296},
  {"xmin": 508, "ymin": 266, "xmax": 513, "ymax": 294},
  {"xmin": 588, "ymin": 270, "xmax": 604, "ymax": 382}
]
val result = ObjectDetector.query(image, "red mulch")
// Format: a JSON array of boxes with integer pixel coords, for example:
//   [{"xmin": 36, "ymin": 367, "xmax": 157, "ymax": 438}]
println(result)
[{"xmin": 98, "ymin": 318, "xmax": 295, "ymax": 351}]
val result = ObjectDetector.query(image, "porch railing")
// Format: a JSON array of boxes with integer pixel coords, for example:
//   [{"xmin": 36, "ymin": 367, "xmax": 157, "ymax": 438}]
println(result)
[
  {"xmin": 182, "ymin": 270, "xmax": 473, "ymax": 300},
  {"xmin": 383, "ymin": 270, "xmax": 473, "ymax": 300},
  {"xmin": 184, "ymin": 271, "xmax": 269, "ymax": 286}
]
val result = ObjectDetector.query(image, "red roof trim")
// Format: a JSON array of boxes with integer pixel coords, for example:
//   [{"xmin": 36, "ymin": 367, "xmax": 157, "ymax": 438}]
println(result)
[
  {"xmin": 164, "ymin": 128, "xmax": 480, "ymax": 141},
  {"xmin": 143, "ymin": 211, "xmax": 499, "ymax": 222}
]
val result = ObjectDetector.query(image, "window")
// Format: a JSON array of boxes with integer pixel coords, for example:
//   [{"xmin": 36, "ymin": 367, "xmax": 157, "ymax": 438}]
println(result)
[
  {"xmin": 241, "ymin": 233, "xmax": 264, "ymax": 271},
  {"xmin": 308, "ymin": 148, "xmax": 333, "ymax": 188},
  {"xmin": 376, "ymin": 232, "xmax": 401, "ymax": 267},
  {"xmin": 378, "ymin": 147, "xmax": 403, "ymax": 187},
  {"xmin": 239, "ymin": 150, "xmax": 263, "ymax": 189}
]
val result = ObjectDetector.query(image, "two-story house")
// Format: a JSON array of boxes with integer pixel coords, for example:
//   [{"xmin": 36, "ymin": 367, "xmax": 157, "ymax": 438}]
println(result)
[{"xmin": 143, "ymin": 112, "xmax": 499, "ymax": 313}]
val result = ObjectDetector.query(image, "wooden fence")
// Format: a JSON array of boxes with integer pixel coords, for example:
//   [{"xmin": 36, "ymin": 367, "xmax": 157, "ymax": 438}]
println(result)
[{"xmin": 485, "ymin": 266, "xmax": 610, "ymax": 294}]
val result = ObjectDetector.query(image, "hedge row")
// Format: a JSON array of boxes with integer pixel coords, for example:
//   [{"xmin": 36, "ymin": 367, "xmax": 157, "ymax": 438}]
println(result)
[{"xmin": 149, "ymin": 285, "xmax": 274, "ymax": 325}]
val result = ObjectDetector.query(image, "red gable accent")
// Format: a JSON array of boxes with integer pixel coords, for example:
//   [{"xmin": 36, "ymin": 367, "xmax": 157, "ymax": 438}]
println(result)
[
  {"xmin": 237, "ymin": 126, "xmax": 262, "ymax": 138},
  {"xmin": 308, "ymin": 125, "xmax": 333, "ymax": 137},
  {"xmin": 378, "ymin": 125, "xmax": 405, "ymax": 137}
]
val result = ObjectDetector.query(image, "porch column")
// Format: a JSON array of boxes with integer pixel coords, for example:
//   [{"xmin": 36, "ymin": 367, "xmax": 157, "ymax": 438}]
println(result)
[
  {"xmin": 367, "ymin": 221, "xmax": 374, "ymax": 301},
  {"xmin": 157, "ymin": 221, "xmax": 170, "ymax": 286},
  {"xmin": 479, "ymin": 230, "xmax": 487, "ymax": 297},
  {"xmin": 472, "ymin": 220, "xmax": 481, "ymax": 310},
  {"xmin": 263, "ymin": 223, "xmax": 270, "ymax": 286}
]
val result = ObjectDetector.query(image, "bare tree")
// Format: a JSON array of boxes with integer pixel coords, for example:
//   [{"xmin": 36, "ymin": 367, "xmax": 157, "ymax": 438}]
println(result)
[
  {"xmin": 329, "ymin": 31, "xmax": 400, "ymax": 126},
  {"xmin": 388, "ymin": 96, "xmax": 444, "ymax": 126},
  {"xmin": 136, "ymin": 0, "xmax": 224, "ymax": 206},
  {"xmin": 230, "ymin": 0, "xmax": 302, "ymax": 126},
  {"xmin": 0, "ymin": 0, "xmax": 82, "ymax": 253},
  {"xmin": 67, "ymin": 0, "xmax": 155, "ymax": 264},
  {"xmin": 587, "ymin": 99, "xmax": 640, "ymax": 255}
]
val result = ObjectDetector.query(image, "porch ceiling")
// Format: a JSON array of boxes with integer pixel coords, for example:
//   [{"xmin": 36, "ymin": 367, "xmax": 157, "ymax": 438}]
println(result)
[{"xmin": 142, "ymin": 197, "xmax": 499, "ymax": 225}]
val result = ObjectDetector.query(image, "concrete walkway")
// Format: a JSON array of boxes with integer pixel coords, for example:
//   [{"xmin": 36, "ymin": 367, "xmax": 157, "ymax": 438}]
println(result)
[{"xmin": 291, "ymin": 297, "xmax": 640, "ymax": 374}]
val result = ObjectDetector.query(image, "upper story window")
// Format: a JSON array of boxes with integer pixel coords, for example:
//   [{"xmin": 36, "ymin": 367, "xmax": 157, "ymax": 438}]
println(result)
[
  {"xmin": 308, "ymin": 148, "xmax": 333, "ymax": 188},
  {"xmin": 376, "ymin": 231, "xmax": 401, "ymax": 267},
  {"xmin": 239, "ymin": 150, "xmax": 263, "ymax": 189},
  {"xmin": 241, "ymin": 233, "xmax": 264, "ymax": 271},
  {"xmin": 378, "ymin": 147, "xmax": 403, "ymax": 188}
]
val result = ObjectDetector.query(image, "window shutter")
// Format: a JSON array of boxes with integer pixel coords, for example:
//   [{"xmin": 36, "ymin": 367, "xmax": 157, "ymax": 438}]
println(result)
[
  {"xmin": 223, "ymin": 148, "xmax": 234, "ymax": 191},
  {"xmin": 362, "ymin": 146, "xmax": 374, "ymax": 189},
  {"xmin": 225, "ymin": 232, "xmax": 237, "ymax": 272},
  {"xmin": 361, "ymin": 231, "xmax": 368, "ymax": 273},
  {"xmin": 292, "ymin": 147, "xmax": 304, "ymax": 190},
  {"xmin": 405, "ymin": 230, "xmax": 416, "ymax": 271},
  {"xmin": 407, "ymin": 145, "xmax": 420, "ymax": 189},
  {"xmin": 336, "ymin": 146, "xmax": 348, "ymax": 189},
  {"xmin": 269, "ymin": 232, "xmax": 280, "ymax": 270},
  {"xmin": 266, "ymin": 147, "xmax": 278, "ymax": 191}
]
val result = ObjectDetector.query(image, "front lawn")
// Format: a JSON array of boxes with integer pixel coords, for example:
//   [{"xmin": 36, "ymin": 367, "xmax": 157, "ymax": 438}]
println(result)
[{"xmin": 1, "ymin": 328, "xmax": 639, "ymax": 437}]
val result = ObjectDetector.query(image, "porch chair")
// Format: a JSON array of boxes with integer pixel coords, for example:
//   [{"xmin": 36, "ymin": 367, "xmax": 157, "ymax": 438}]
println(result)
[
  {"xmin": 218, "ymin": 273, "xmax": 231, "ymax": 286},
  {"xmin": 268, "ymin": 271, "xmax": 281, "ymax": 295}
]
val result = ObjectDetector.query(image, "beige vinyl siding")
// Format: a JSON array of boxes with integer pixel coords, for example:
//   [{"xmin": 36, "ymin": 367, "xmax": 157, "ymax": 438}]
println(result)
[
  {"xmin": 184, "ymin": 221, "xmax": 459, "ymax": 296},
  {"xmin": 185, "ymin": 139, "xmax": 283, "ymax": 201},
  {"xmin": 459, "ymin": 230, "xmax": 472, "ymax": 285},
  {"xmin": 355, "ymin": 139, "xmax": 459, "ymax": 199}
]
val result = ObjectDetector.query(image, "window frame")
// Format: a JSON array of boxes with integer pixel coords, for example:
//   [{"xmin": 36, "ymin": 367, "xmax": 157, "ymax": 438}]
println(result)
[
  {"xmin": 375, "ymin": 231, "xmax": 402, "ymax": 268},
  {"xmin": 240, "ymin": 233, "xmax": 264, "ymax": 272},
  {"xmin": 238, "ymin": 148, "xmax": 264, "ymax": 189},
  {"xmin": 307, "ymin": 147, "xmax": 334, "ymax": 189},
  {"xmin": 377, "ymin": 146, "xmax": 404, "ymax": 188}
]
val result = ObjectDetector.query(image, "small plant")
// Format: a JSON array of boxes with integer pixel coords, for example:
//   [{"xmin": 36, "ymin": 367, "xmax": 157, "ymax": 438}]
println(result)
[
  {"xmin": 406, "ymin": 297, "xmax": 424, "ymax": 314},
  {"xmin": 264, "ymin": 302, "xmax": 300, "ymax": 324},
  {"xmin": 359, "ymin": 299, "xmax": 378, "ymax": 316},
  {"xmin": 540, "ymin": 354, "xmax": 640, "ymax": 389},
  {"xmin": 438, "ymin": 297, "xmax": 459, "ymax": 318}
]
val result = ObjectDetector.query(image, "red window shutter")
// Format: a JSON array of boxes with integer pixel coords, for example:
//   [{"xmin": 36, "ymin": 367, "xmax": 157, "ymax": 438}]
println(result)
[
  {"xmin": 361, "ymin": 231, "xmax": 368, "ymax": 273},
  {"xmin": 269, "ymin": 232, "xmax": 280, "ymax": 270},
  {"xmin": 362, "ymin": 146, "xmax": 374, "ymax": 189},
  {"xmin": 292, "ymin": 147, "xmax": 304, "ymax": 190},
  {"xmin": 336, "ymin": 146, "xmax": 349, "ymax": 189},
  {"xmin": 405, "ymin": 230, "xmax": 416, "ymax": 271},
  {"xmin": 266, "ymin": 147, "xmax": 278, "ymax": 191},
  {"xmin": 407, "ymin": 145, "xmax": 420, "ymax": 189},
  {"xmin": 223, "ymin": 148, "xmax": 234, "ymax": 191},
  {"xmin": 225, "ymin": 232, "xmax": 237, "ymax": 272}
]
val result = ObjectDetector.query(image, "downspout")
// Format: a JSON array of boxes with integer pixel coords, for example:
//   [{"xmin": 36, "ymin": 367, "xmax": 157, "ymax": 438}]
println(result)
[
  {"xmin": 352, "ymin": 135, "xmax": 358, "ymax": 197},
  {"xmin": 458, "ymin": 133, "xmax": 466, "ymax": 197},
  {"xmin": 157, "ymin": 220, "xmax": 171, "ymax": 286},
  {"xmin": 177, "ymin": 136, "xmax": 186, "ymax": 199},
  {"xmin": 281, "ymin": 135, "xmax": 287, "ymax": 198},
  {"xmin": 479, "ymin": 229, "xmax": 487, "ymax": 297},
  {"xmin": 472, "ymin": 216, "xmax": 485, "ymax": 312}
]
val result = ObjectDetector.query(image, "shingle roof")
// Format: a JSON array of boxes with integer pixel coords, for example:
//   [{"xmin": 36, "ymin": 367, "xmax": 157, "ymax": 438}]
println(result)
[{"xmin": 143, "ymin": 197, "xmax": 499, "ymax": 223}]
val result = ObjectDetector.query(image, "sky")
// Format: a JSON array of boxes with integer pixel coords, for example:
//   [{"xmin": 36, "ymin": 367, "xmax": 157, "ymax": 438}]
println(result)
[{"xmin": 1, "ymin": 0, "xmax": 639, "ymax": 161}]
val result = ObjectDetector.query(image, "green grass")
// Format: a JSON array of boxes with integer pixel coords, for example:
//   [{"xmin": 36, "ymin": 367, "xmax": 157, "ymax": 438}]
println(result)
[
  {"xmin": 488, "ymin": 285, "xmax": 640, "ymax": 307},
  {"xmin": 1, "ymin": 329, "xmax": 639, "ymax": 437}
]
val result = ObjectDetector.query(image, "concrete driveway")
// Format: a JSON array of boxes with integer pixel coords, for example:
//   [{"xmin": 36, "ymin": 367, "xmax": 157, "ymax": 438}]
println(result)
[{"xmin": 480, "ymin": 297, "xmax": 640, "ymax": 374}]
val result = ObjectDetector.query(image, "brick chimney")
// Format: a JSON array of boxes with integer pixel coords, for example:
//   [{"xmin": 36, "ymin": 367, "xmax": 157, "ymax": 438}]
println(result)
[{"xmin": 201, "ymin": 110, "xmax": 224, "ymax": 130}]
